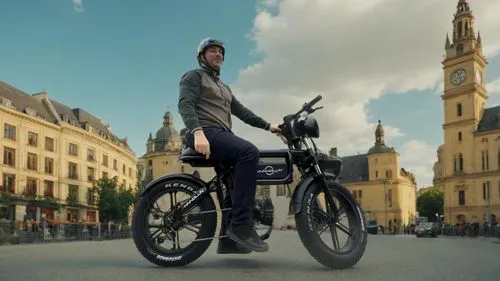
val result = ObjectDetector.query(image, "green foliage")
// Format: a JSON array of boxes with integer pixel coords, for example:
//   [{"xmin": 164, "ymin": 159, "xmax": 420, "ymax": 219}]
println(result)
[
  {"xmin": 416, "ymin": 187, "xmax": 444, "ymax": 222},
  {"xmin": 90, "ymin": 177, "xmax": 137, "ymax": 224},
  {"xmin": 0, "ymin": 191, "xmax": 13, "ymax": 205}
]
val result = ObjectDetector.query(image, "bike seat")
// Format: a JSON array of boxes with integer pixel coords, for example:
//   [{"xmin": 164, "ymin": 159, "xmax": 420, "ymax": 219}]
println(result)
[{"xmin": 179, "ymin": 147, "xmax": 216, "ymax": 167}]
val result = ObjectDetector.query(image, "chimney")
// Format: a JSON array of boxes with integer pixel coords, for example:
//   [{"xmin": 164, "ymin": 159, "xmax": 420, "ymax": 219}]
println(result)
[{"xmin": 329, "ymin": 147, "xmax": 337, "ymax": 156}]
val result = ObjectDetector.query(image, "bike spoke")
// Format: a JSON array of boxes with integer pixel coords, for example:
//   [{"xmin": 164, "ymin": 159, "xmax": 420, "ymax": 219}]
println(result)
[
  {"xmin": 183, "ymin": 223, "xmax": 200, "ymax": 234},
  {"xmin": 151, "ymin": 202, "xmax": 164, "ymax": 218},
  {"xmin": 150, "ymin": 228, "xmax": 163, "ymax": 240},
  {"xmin": 329, "ymin": 224, "xmax": 341, "ymax": 250},
  {"xmin": 172, "ymin": 231, "xmax": 180, "ymax": 250},
  {"xmin": 335, "ymin": 222, "xmax": 353, "ymax": 237}
]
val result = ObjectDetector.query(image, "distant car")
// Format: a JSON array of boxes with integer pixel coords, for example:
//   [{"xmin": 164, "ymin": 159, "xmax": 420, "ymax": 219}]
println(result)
[
  {"xmin": 415, "ymin": 222, "xmax": 439, "ymax": 237},
  {"xmin": 366, "ymin": 219, "xmax": 378, "ymax": 234}
]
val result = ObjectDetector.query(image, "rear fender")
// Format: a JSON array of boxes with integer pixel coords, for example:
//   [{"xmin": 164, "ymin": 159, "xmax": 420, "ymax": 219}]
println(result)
[
  {"xmin": 289, "ymin": 172, "xmax": 336, "ymax": 215},
  {"xmin": 140, "ymin": 173, "xmax": 208, "ymax": 197}
]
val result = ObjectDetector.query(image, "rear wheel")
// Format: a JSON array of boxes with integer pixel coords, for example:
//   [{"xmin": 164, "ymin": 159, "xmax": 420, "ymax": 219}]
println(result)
[
  {"xmin": 131, "ymin": 178, "xmax": 217, "ymax": 267},
  {"xmin": 295, "ymin": 179, "xmax": 367, "ymax": 269}
]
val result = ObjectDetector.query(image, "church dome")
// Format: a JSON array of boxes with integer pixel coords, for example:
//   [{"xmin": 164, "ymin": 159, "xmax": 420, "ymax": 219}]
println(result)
[
  {"xmin": 146, "ymin": 110, "xmax": 182, "ymax": 153},
  {"xmin": 367, "ymin": 120, "xmax": 396, "ymax": 154},
  {"xmin": 155, "ymin": 111, "xmax": 179, "ymax": 141}
]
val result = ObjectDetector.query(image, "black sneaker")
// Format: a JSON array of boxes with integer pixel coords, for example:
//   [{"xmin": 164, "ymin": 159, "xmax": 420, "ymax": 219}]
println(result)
[
  {"xmin": 226, "ymin": 223, "xmax": 269, "ymax": 252},
  {"xmin": 216, "ymin": 238, "xmax": 252, "ymax": 254}
]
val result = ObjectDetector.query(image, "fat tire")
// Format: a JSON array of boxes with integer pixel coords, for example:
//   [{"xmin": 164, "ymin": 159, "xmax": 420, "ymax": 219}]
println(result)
[
  {"xmin": 295, "ymin": 179, "xmax": 367, "ymax": 269},
  {"xmin": 131, "ymin": 178, "xmax": 217, "ymax": 267}
]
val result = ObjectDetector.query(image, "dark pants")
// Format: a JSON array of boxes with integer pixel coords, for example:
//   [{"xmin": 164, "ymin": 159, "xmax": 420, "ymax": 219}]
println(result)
[{"xmin": 187, "ymin": 126, "xmax": 259, "ymax": 227}]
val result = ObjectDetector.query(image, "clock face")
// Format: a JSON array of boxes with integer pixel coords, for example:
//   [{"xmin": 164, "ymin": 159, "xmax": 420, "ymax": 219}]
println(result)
[
  {"xmin": 476, "ymin": 69, "xmax": 482, "ymax": 85},
  {"xmin": 451, "ymin": 69, "xmax": 466, "ymax": 86}
]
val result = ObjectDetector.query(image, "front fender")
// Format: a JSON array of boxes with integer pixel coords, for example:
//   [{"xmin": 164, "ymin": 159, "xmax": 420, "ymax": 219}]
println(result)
[
  {"xmin": 289, "ymin": 172, "xmax": 336, "ymax": 215},
  {"xmin": 140, "ymin": 173, "xmax": 208, "ymax": 197}
]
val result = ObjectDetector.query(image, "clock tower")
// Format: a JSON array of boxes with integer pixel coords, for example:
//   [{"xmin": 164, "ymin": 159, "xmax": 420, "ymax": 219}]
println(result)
[{"xmin": 441, "ymin": 0, "xmax": 488, "ymax": 176}]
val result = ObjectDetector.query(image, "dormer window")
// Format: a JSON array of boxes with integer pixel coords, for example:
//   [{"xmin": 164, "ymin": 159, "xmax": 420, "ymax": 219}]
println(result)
[
  {"xmin": 0, "ymin": 97, "xmax": 14, "ymax": 108},
  {"xmin": 24, "ymin": 107, "xmax": 37, "ymax": 117}
]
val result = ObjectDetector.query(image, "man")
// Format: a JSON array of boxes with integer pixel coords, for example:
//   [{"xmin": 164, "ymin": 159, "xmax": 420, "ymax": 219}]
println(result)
[{"xmin": 177, "ymin": 38, "xmax": 281, "ymax": 253}]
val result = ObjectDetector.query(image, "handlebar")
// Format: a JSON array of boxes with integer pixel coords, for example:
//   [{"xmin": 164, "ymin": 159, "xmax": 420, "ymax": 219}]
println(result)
[
  {"xmin": 293, "ymin": 94, "xmax": 322, "ymax": 118},
  {"xmin": 278, "ymin": 94, "xmax": 323, "ymax": 143}
]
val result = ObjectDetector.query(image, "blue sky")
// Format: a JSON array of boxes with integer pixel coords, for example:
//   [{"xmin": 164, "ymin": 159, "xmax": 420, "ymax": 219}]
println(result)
[
  {"xmin": 1, "ymin": 0, "xmax": 500, "ymax": 187},
  {"xmin": 0, "ymin": 0, "xmax": 258, "ymax": 151}
]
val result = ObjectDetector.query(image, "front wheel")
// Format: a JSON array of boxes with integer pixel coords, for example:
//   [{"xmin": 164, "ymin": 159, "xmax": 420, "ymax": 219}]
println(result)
[
  {"xmin": 131, "ymin": 178, "xmax": 217, "ymax": 267},
  {"xmin": 295, "ymin": 179, "xmax": 367, "ymax": 269}
]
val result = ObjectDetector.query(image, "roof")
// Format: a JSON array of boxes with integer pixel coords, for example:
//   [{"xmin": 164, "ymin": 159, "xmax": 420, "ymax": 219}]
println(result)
[
  {"xmin": 476, "ymin": 105, "xmax": 500, "ymax": 133},
  {"xmin": 0, "ymin": 82, "xmax": 58, "ymax": 123},
  {"xmin": 337, "ymin": 154, "xmax": 369, "ymax": 184},
  {"xmin": 0, "ymin": 81, "xmax": 133, "ymax": 154},
  {"xmin": 367, "ymin": 144, "xmax": 396, "ymax": 154}
]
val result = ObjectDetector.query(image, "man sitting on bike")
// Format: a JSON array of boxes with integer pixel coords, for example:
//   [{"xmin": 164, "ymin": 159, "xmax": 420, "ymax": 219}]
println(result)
[{"xmin": 178, "ymin": 37, "xmax": 282, "ymax": 253}]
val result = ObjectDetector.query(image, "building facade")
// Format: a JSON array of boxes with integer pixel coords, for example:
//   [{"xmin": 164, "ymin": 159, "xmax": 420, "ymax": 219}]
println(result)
[
  {"xmin": 433, "ymin": 0, "xmax": 499, "ymax": 225},
  {"xmin": 334, "ymin": 120, "xmax": 418, "ymax": 230},
  {"xmin": 0, "ymin": 81, "xmax": 137, "ymax": 226}
]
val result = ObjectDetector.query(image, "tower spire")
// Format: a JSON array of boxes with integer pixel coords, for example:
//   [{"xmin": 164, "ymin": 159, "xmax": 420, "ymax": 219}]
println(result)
[
  {"xmin": 453, "ymin": 0, "xmax": 475, "ymax": 43},
  {"xmin": 375, "ymin": 120, "xmax": 385, "ymax": 145}
]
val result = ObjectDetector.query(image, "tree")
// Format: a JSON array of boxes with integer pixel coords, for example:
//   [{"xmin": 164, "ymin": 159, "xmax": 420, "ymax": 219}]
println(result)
[
  {"xmin": 90, "ymin": 178, "xmax": 137, "ymax": 224},
  {"xmin": 416, "ymin": 187, "xmax": 444, "ymax": 222}
]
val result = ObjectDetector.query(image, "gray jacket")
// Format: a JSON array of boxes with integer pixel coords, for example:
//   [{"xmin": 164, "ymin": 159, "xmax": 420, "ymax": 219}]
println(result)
[{"xmin": 177, "ymin": 66, "xmax": 270, "ymax": 134}]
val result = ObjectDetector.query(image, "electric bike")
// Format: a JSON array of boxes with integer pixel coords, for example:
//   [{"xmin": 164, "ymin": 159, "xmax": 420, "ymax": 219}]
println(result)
[{"xmin": 131, "ymin": 95, "xmax": 368, "ymax": 269}]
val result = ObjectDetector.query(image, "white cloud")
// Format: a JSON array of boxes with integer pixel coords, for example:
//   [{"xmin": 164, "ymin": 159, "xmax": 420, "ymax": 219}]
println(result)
[
  {"xmin": 486, "ymin": 76, "xmax": 500, "ymax": 106},
  {"xmin": 486, "ymin": 78, "xmax": 500, "ymax": 94},
  {"xmin": 73, "ymin": 0, "xmax": 84, "ymax": 12},
  {"xmin": 399, "ymin": 140, "xmax": 438, "ymax": 188},
  {"xmin": 228, "ymin": 0, "xmax": 500, "ymax": 187}
]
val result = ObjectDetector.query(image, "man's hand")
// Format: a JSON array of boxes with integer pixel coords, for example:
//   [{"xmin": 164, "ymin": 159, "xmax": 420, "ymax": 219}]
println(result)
[
  {"xmin": 268, "ymin": 124, "xmax": 287, "ymax": 144},
  {"xmin": 268, "ymin": 124, "xmax": 281, "ymax": 133},
  {"xmin": 194, "ymin": 130, "xmax": 210, "ymax": 159}
]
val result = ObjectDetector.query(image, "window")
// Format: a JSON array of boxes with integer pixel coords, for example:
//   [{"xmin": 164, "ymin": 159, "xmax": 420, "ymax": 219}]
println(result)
[
  {"xmin": 26, "ymin": 178, "xmax": 37, "ymax": 197},
  {"xmin": 457, "ymin": 103, "xmax": 462, "ymax": 117},
  {"xmin": 353, "ymin": 190, "xmax": 363, "ymax": 203},
  {"xmin": 1, "ymin": 173, "xmax": 15, "ymax": 193},
  {"xmin": 483, "ymin": 182, "xmax": 490, "ymax": 200},
  {"xmin": 27, "ymin": 153, "xmax": 37, "ymax": 170},
  {"xmin": 482, "ymin": 150, "xmax": 489, "ymax": 171},
  {"xmin": 44, "ymin": 180, "xmax": 54, "ymax": 197},
  {"xmin": 102, "ymin": 154, "xmax": 108, "ymax": 167},
  {"xmin": 87, "ymin": 167, "xmax": 95, "ymax": 182},
  {"xmin": 458, "ymin": 132, "xmax": 462, "ymax": 142},
  {"xmin": 4, "ymin": 123, "xmax": 16, "ymax": 140},
  {"xmin": 3, "ymin": 147, "xmax": 15, "ymax": 166},
  {"xmin": 454, "ymin": 153, "xmax": 464, "ymax": 172},
  {"xmin": 45, "ymin": 137, "xmax": 54, "ymax": 151},
  {"xmin": 87, "ymin": 148, "xmax": 95, "ymax": 161},
  {"xmin": 27, "ymin": 131, "xmax": 38, "ymax": 146},
  {"xmin": 68, "ymin": 162, "xmax": 78, "ymax": 180},
  {"xmin": 68, "ymin": 185, "xmax": 79, "ymax": 202},
  {"xmin": 458, "ymin": 190, "xmax": 465, "ymax": 205},
  {"xmin": 386, "ymin": 170, "xmax": 392, "ymax": 179},
  {"xmin": 45, "ymin": 157, "xmax": 53, "ymax": 174},
  {"xmin": 87, "ymin": 188, "xmax": 96, "ymax": 205},
  {"xmin": 69, "ymin": 143, "xmax": 78, "ymax": 156}
]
